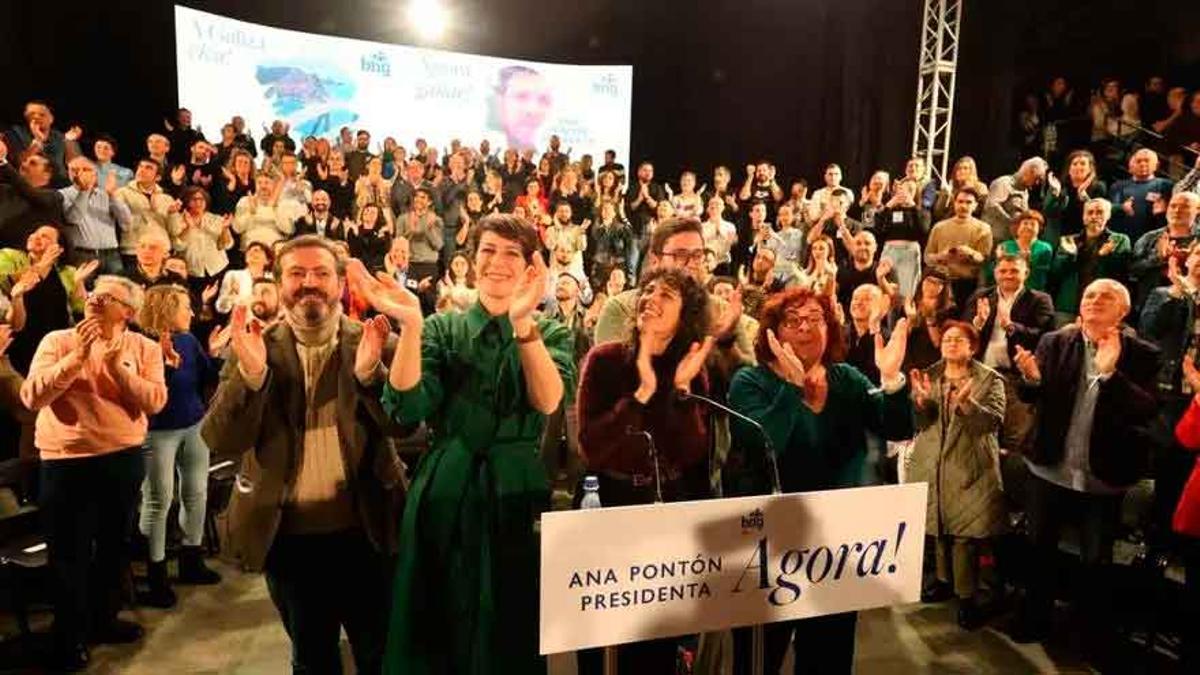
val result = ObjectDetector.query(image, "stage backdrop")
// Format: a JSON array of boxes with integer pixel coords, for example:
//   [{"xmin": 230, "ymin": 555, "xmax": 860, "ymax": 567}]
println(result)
[{"xmin": 174, "ymin": 5, "xmax": 632, "ymax": 162}]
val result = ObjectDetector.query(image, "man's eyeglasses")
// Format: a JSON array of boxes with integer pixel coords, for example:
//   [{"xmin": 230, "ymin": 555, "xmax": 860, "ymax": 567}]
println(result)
[
  {"xmin": 89, "ymin": 292, "xmax": 132, "ymax": 309},
  {"xmin": 660, "ymin": 249, "xmax": 706, "ymax": 265}
]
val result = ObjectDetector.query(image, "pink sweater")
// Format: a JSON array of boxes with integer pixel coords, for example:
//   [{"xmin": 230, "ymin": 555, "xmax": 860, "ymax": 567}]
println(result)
[{"xmin": 20, "ymin": 328, "xmax": 167, "ymax": 460}]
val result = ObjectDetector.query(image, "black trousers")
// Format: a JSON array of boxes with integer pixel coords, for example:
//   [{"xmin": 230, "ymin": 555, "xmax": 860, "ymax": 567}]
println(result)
[
  {"xmin": 264, "ymin": 528, "xmax": 394, "ymax": 675},
  {"xmin": 40, "ymin": 446, "xmax": 145, "ymax": 647},
  {"xmin": 1022, "ymin": 474, "xmax": 1123, "ymax": 630},
  {"xmin": 732, "ymin": 612, "xmax": 858, "ymax": 675},
  {"xmin": 1184, "ymin": 538, "xmax": 1200, "ymax": 673}
]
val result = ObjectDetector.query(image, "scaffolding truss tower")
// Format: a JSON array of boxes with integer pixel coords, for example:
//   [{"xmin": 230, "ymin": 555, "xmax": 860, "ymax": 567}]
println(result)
[{"xmin": 911, "ymin": 0, "xmax": 963, "ymax": 186}]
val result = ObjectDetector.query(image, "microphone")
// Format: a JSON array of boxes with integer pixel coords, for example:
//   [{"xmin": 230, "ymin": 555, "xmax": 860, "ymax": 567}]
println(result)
[
  {"xmin": 676, "ymin": 390, "xmax": 782, "ymax": 495},
  {"xmin": 626, "ymin": 426, "xmax": 663, "ymax": 504}
]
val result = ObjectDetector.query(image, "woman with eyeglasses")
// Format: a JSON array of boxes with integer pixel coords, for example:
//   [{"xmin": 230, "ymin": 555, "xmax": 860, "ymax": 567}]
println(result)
[
  {"xmin": 906, "ymin": 320, "xmax": 1006, "ymax": 630},
  {"xmin": 169, "ymin": 186, "xmax": 233, "ymax": 297},
  {"xmin": 575, "ymin": 267, "xmax": 714, "ymax": 673},
  {"xmin": 727, "ymin": 287, "xmax": 912, "ymax": 674}
]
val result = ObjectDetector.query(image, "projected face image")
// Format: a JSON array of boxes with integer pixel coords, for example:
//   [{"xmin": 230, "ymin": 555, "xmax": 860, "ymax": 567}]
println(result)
[{"xmin": 495, "ymin": 66, "xmax": 553, "ymax": 152}]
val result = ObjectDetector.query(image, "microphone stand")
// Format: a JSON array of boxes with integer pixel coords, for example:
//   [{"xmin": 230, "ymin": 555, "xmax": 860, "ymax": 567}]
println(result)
[
  {"xmin": 677, "ymin": 389, "xmax": 779, "ymax": 675},
  {"xmin": 676, "ymin": 390, "xmax": 781, "ymax": 496},
  {"xmin": 628, "ymin": 426, "xmax": 664, "ymax": 505},
  {"xmin": 602, "ymin": 428, "xmax": 662, "ymax": 674}
]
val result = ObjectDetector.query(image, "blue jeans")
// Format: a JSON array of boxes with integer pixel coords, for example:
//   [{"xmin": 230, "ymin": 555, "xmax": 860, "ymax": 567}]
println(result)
[
  {"xmin": 68, "ymin": 247, "xmax": 124, "ymax": 277},
  {"xmin": 139, "ymin": 423, "xmax": 210, "ymax": 562},
  {"xmin": 880, "ymin": 240, "xmax": 922, "ymax": 301}
]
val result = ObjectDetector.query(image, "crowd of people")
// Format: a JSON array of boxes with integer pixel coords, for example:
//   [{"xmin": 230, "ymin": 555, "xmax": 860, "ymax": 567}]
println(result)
[
  {"xmin": 1021, "ymin": 73, "xmax": 1200, "ymax": 178},
  {"xmin": 2, "ymin": 94, "xmax": 1200, "ymax": 674}
]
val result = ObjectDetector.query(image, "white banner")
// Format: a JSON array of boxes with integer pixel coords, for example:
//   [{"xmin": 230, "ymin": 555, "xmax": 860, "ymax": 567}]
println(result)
[
  {"xmin": 540, "ymin": 483, "xmax": 927, "ymax": 654},
  {"xmin": 174, "ymin": 6, "xmax": 633, "ymax": 162}
]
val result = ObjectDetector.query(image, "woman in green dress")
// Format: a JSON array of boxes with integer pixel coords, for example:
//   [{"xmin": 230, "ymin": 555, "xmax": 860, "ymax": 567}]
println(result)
[{"xmin": 352, "ymin": 214, "xmax": 577, "ymax": 675}]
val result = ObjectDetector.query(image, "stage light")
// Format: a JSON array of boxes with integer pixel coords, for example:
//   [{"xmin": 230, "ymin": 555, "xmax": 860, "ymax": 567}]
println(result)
[{"xmin": 407, "ymin": 0, "xmax": 449, "ymax": 42}]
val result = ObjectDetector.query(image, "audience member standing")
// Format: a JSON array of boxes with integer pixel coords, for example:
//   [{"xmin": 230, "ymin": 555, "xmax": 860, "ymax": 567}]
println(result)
[{"xmin": 21, "ymin": 276, "xmax": 166, "ymax": 671}]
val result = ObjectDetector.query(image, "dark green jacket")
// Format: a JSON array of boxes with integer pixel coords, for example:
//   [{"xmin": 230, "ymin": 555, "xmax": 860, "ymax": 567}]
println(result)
[{"xmin": 726, "ymin": 362, "xmax": 912, "ymax": 495}]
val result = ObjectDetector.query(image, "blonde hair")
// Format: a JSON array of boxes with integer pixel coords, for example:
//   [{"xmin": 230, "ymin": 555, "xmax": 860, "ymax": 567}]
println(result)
[{"xmin": 138, "ymin": 284, "xmax": 190, "ymax": 337}]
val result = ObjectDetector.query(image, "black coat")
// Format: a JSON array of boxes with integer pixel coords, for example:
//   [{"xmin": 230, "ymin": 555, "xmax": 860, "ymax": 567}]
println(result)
[
  {"xmin": 1019, "ymin": 325, "xmax": 1160, "ymax": 487},
  {"xmin": 962, "ymin": 286, "xmax": 1056, "ymax": 365},
  {"xmin": 0, "ymin": 162, "xmax": 64, "ymax": 249}
]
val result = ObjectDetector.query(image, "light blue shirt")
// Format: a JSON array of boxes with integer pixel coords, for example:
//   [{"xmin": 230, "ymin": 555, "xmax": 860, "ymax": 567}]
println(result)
[
  {"xmin": 58, "ymin": 186, "xmax": 130, "ymax": 250},
  {"xmin": 96, "ymin": 162, "xmax": 134, "ymax": 189},
  {"xmin": 766, "ymin": 228, "xmax": 807, "ymax": 270},
  {"xmin": 1025, "ymin": 338, "xmax": 1123, "ymax": 494}
]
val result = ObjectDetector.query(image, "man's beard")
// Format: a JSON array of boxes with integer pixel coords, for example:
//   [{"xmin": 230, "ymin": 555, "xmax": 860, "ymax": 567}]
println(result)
[{"xmin": 285, "ymin": 290, "xmax": 335, "ymax": 325}]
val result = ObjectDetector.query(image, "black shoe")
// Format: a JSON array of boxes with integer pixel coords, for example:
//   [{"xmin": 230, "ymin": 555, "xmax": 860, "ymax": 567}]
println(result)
[
  {"xmin": 178, "ymin": 545, "xmax": 222, "ymax": 585},
  {"xmin": 141, "ymin": 560, "xmax": 177, "ymax": 608},
  {"xmin": 89, "ymin": 618, "xmax": 144, "ymax": 645},
  {"xmin": 957, "ymin": 598, "xmax": 986, "ymax": 631},
  {"xmin": 46, "ymin": 642, "xmax": 89, "ymax": 672},
  {"xmin": 921, "ymin": 581, "xmax": 953, "ymax": 603}
]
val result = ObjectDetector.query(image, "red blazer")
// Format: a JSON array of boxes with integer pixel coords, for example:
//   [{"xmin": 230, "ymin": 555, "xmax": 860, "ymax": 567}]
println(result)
[{"xmin": 1172, "ymin": 397, "xmax": 1200, "ymax": 537}]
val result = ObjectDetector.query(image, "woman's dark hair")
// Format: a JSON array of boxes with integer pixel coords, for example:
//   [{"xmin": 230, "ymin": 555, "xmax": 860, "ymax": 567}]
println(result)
[
  {"xmin": 1063, "ymin": 149, "xmax": 1096, "ymax": 177},
  {"xmin": 245, "ymin": 240, "xmax": 276, "ymax": 267},
  {"xmin": 627, "ymin": 267, "xmax": 710, "ymax": 370},
  {"xmin": 93, "ymin": 133, "xmax": 119, "ymax": 155},
  {"xmin": 469, "ymin": 213, "xmax": 541, "ymax": 262},
  {"xmin": 179, "ymin": 185, "xmax": 210, "ymax": 208},
  {"xmin": 754, "ymin": 287, "xmax": 846, "ymax": 366},
  {"xmin": 940, "ymin": 320, "xmax": 980, "ymax": 353},
  {"xmin": 915, "ymin": 267, "xmax": 956, "ymax": 325},
  {"xmin": 1015, "ymin": 209, "xmax": 1045, "ymax": 233}
]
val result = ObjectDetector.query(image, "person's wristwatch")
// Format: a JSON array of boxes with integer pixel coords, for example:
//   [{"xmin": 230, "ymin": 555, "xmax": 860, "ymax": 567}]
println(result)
[{"xmin": 514, "ymin": 322, "xmax": 541, "ymax": 344}]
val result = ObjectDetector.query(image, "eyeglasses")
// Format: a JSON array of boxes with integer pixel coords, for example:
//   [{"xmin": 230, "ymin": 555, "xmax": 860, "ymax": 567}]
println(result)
[
  {"xmin": 941, "ymin": 336, "xmax": 971, "ymax": 345},
  {"xmin": 660, "ymin": 249, "xmax": 706, "ymax": 265},
  {"xmin": 90, "ymin": 291, "xmax": 132, "ymax": 309},
  {"xmin": 780, "ymin": 314, "xmax": 826, "ymax": 330}
]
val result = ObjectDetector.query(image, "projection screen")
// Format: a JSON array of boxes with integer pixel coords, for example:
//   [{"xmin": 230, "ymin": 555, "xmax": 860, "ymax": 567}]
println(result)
[{"xmin": 174, "ymin": 5, "xmax": 633, "ymax": 162}]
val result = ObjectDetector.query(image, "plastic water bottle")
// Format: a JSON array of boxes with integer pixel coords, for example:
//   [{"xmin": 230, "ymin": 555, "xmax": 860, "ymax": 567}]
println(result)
[{"xmin": 580, "ymin": 475, "xmax": 602, "ymax": 509}]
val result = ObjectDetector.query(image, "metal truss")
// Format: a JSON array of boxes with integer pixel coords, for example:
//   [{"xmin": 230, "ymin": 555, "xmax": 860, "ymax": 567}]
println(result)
[{"xmin": 911, "ymin": 0, "xmax": 963, "ymax": 186}]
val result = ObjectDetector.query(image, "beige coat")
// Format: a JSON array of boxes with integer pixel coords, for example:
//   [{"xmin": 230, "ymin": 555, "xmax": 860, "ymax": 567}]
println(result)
[{"xmin": 908, "ymin": 360, "xmax": 1007, "ymax": 538}]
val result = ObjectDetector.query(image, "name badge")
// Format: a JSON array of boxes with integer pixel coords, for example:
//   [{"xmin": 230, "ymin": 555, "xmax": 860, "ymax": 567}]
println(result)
[{"xmin": 891, "ymin": 211, "xmax": 904, "ymax": 224}]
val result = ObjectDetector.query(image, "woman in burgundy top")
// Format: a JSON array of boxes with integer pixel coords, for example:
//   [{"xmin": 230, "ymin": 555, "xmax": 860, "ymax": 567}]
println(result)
[{"xmin": 574, "ymin": 266, "xmax": 713, "ymax": 673}]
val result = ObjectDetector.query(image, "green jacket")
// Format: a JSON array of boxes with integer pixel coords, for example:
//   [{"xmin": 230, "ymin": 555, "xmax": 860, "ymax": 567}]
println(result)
[
  {"xmin": 1048, "ymin": 230, "xmax": 1132, "ymax": 315},
  {"xmin": 726, "ymin": 363, "xmax": 913, "ymax": 495},
  {"xmin": 983, "ymin": 239, "xmax": 1054, "ymax": 292}
]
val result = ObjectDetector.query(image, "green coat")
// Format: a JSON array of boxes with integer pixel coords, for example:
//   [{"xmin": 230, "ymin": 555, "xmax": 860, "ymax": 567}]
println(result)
[
  {"xmin": 907, "ymin": 360, "xmax": 1007, "ymax": 538},
  {"xmin": 381, "ymin": 301, "xmax": 577, "ymax": 675},
  {"xmin": 726, "ymin": 363, "xmax": 913, "ymax": 495},
  {"xmin": 1048, "ymin": 230, "xmax": 1132, "ymax": 315},
  {"xmin": 983, "ymin": 239, "xmax": 1054, "ymax": 292}
]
